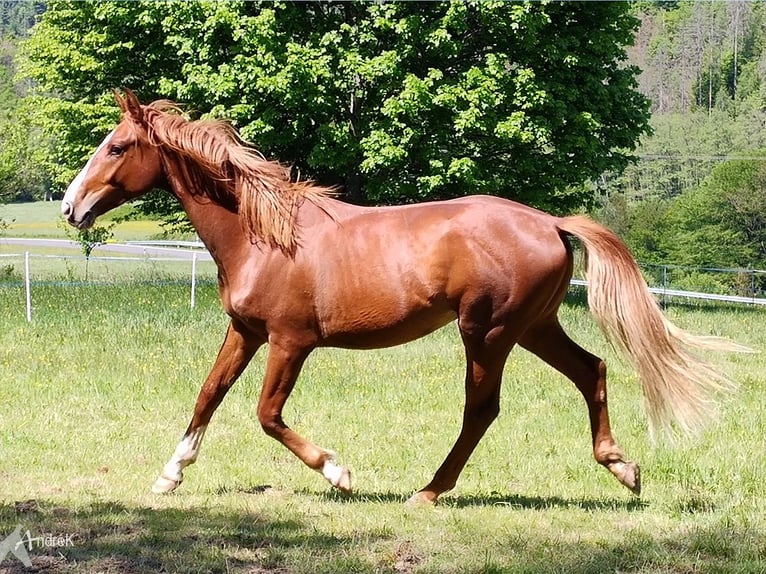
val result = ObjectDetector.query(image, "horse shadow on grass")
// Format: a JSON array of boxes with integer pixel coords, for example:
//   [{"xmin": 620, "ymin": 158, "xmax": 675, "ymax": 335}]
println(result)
[
  {"xmin": 0, "ymin": 497, "xmax": 361, "ymax": 574},
  {"xmin": 307, "ymin": 488, "xmax": 648, "ymax": 512}
]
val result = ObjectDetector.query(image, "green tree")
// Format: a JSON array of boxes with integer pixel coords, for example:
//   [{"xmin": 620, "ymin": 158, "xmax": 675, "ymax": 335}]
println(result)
[
  {"xmin": 0, "ymin": 95, "xmax": 57, "ymax": 202},
  {"xmin": 19, "ymin": 0, "xmax": 651, "ymax": 215},
  {"xmin": 0, "ymin": 2, "xmax": 48, "ymax": 202},
  {"xmin": 599, "ymin": 150, "xmax": 766, "ymax": 294},
  {"xmin": 664, "ymin": 154, "xmax": 766, "ymax": 271},
  {"xmin": 605, "ymin": 154, "xmax": 766, "ymax": 267}
]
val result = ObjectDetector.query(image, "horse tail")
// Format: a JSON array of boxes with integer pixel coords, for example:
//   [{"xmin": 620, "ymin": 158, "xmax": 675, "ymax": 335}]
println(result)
[{"xmin": 556, "ymin": 215, "xmax": 747, "ymax": 437}]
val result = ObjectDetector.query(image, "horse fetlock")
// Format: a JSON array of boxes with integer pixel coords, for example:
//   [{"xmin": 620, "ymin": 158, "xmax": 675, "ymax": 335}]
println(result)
[
  {"xmin": 321, "ymin": 458, "xmax": 352, "ymax": 493},
  {"xmin": 606, "ymin": 460, "xmax": 641, "ymax": 496},
  {"xmin": 593, "ymin": 438, "xmax": 626, "ymax": 463}
]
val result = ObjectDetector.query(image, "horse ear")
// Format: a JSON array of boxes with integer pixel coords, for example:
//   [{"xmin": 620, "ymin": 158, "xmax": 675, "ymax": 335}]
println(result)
[
  {"xmin": 114, "ymin": 88, "xmax": 144, "ymax": 123},
  {"xmin": 113, "ymin": 89, "xmax": 126, "ymax": 112}
]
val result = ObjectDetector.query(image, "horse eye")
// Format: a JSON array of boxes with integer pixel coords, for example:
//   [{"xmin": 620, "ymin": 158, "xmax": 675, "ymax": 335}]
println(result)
[{"xmin": 109, "ymin": 144, "xmax": 124, "ymax": 156}]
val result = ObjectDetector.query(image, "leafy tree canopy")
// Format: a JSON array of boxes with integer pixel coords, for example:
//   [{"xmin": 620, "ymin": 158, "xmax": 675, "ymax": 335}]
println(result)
[
  {"xmin": 601, "ymin": 150, "xmax": 766, "ymax": 286},
  {"xmin": 0, "ymin": 1, "xmax": 47, "ymax": 203},
  {"xmin": 665, "ymin": 153, "xmax": 766, "ymax": 269},
  {"xmin": 19, "ymin": 0, "xmax": 651, "ymax": 215}
]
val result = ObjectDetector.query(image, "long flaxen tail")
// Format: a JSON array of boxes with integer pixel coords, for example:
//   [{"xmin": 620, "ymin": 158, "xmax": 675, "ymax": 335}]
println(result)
[{"xmin": 557, "ymin": 215, "xmax": 748, "ymax": 437}]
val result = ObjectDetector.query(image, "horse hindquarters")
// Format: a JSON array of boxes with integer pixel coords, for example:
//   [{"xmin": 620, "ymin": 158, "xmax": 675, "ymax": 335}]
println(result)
[{"xmin": 408, "ymin": 231, "xmax": 574, "ymax": 503}]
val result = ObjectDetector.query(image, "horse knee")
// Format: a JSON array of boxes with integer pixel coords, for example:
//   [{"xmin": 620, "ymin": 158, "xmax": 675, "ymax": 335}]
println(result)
[{"xmin": 481, "ymin": 400, "xmax": 500, "ymax": 422}]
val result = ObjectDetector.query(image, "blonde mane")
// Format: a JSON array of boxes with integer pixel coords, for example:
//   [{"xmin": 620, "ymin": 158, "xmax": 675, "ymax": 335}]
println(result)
[{"xmin": 139, "ymin": 101, "xmax": 334, "ymax": 254}]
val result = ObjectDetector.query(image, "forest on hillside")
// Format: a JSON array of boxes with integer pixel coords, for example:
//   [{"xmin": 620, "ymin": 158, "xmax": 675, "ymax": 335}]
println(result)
[
  {"xmin": 600, "ymin": 1, "xmax": 766, "ymax": 290},
  {"xmin": 0, "ymin": 1, "xmax": 765, "ymax": 293}
]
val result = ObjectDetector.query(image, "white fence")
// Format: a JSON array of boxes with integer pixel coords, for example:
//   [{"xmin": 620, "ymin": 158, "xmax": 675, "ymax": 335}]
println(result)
[
  {"xmin": 0, "ymin": 241, "xmax": 216, "ymax": 321},
  {"xmin": 1, "ymin": 241, "xmax": 765, "ymax": 322},
  {"xmin": 569, "ymin": 279, "xmax": 766, "ymax": 306}
]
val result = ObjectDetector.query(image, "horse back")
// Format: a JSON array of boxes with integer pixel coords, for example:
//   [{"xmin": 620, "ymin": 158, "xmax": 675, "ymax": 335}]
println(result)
[{"xmin": 295, "ymin": 196, "xmax": 572, "ymax": 348}]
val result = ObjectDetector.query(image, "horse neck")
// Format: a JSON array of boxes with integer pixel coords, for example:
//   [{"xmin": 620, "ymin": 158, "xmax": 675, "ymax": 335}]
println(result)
[
  {"xmin": 160, "ymin": 155, "xmax": 250, "ymax": 266},
  {"xmin": 159, "ymin": 152, "xmax": 338, "ymax": 266}
]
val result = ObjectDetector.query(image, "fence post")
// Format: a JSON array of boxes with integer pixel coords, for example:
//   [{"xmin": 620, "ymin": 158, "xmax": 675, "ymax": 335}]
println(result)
[
  {"xmin": 25, "ymin": 251, "xmax": 31, "ymax": 322},
  {"xmin": 190, "ymin": 252, "xmax": 197, "ymax": 309}
]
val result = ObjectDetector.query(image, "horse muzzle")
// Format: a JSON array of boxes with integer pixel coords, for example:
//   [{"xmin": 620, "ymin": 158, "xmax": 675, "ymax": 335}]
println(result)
[{"xmin": 61, "ymin": 200, "xmax": 95, "ymax": 229}]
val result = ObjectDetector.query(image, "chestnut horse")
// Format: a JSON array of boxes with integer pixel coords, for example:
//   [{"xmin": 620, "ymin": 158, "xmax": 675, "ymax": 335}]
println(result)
[{"xmin": 62, "ymin": 90, "xmax": 739, "ymax": 504}]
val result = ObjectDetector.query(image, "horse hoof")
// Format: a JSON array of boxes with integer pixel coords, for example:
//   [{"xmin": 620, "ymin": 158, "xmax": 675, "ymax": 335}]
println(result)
[
  {"xmin": 335, "ymin": 467, "xmax": 352, "ymax": 494},
  {"xmin": 151, "ymin": 475, "xmax": 181, "ymax": 494},
  {"xmin": 608, "ymin": 461, "xmax": 641, "ymax": 496},
  {"xmin": 622, "ymin": 462, "xmax": 641, "ymax": 496},
  {"xmin": 406, "ymin": 491, "xmax": 438, "ymax": 506}
]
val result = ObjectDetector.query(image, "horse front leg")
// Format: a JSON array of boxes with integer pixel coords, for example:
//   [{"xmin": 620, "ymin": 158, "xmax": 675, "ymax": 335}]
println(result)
[
  {"xmin": 152, "ymin": 320, "xmax": 262, "ymax": 494},
  {"xmin": 257, "ymin": 338, "xmax": 352, "ymax": 493}
]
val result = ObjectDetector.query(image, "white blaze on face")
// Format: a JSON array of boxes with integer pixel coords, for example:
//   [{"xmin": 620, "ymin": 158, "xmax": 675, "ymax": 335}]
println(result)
[{"xmin": 61, "ymin": 130, "xmax": 116, "ymax": 215}]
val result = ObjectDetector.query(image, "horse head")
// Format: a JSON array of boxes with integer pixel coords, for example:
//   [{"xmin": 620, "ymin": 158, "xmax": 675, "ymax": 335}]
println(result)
[{"xmin": 61, "ymin": 89, "xmax": 163, "ymax": 229}]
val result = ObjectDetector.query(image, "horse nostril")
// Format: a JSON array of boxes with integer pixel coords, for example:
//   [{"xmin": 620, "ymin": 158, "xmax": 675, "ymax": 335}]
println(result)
[{"xmin": 62, "ymin": 201, "xmax": 72, "ymax": 218}]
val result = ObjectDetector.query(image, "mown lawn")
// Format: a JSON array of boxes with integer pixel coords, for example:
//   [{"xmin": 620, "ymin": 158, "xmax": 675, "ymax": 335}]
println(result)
[
  {"xmin": 0, "ymin": 275, "xmax": 764, "ymax": 573},
  {"xmin": 0, "ymin": 201, "xmax": 166, "ymax": 241}
]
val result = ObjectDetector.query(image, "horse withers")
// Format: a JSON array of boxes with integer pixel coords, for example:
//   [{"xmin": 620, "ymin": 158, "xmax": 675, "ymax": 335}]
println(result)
[{"xmin": 61, "ymin": 90, "xmax": 743, "ymax": 504}]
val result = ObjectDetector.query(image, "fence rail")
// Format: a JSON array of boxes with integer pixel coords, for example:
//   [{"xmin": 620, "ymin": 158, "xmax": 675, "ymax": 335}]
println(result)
[
  {"xmin": 1, "ymin": 243, "xmax": 764, "ymax": 322},
  {"xmin": 569, "ymin": 279, "xmax": 766, "ymax": 306},
  {"xmin": 0, "ymin": 247, "xmax": 216, "ymax": 321}
]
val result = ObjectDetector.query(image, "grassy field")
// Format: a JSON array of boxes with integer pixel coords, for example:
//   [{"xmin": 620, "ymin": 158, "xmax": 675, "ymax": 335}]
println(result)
[
  {"xmin": 0, "ymin": 201, "xmax": 167, "ymax": 241},
  {"xmin": 0, "ymin": 275, "xmax": 765, "ymax": 573}
]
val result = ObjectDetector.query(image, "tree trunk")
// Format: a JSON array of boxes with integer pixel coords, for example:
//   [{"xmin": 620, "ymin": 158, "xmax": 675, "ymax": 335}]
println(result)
[{"xmin": 344, "ymin": 172, "xmax": 364, "ymax": 205}]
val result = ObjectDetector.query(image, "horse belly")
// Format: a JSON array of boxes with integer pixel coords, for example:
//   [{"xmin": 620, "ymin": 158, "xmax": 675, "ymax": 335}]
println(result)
[{"xmin": 319, "ymin": 304, "xmax": 456, "ymax": 350}]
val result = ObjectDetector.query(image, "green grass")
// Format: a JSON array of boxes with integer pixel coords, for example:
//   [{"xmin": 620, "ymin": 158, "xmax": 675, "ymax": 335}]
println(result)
[{"xmin": 0, "ymin": 278, "xmax": 765, "ymax": 573}]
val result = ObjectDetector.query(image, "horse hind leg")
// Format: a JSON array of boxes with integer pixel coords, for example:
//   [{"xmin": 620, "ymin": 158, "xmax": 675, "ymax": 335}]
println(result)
[{"xmin": 519, "ymin": 320, "xmax": 641, "ymax": 495}]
